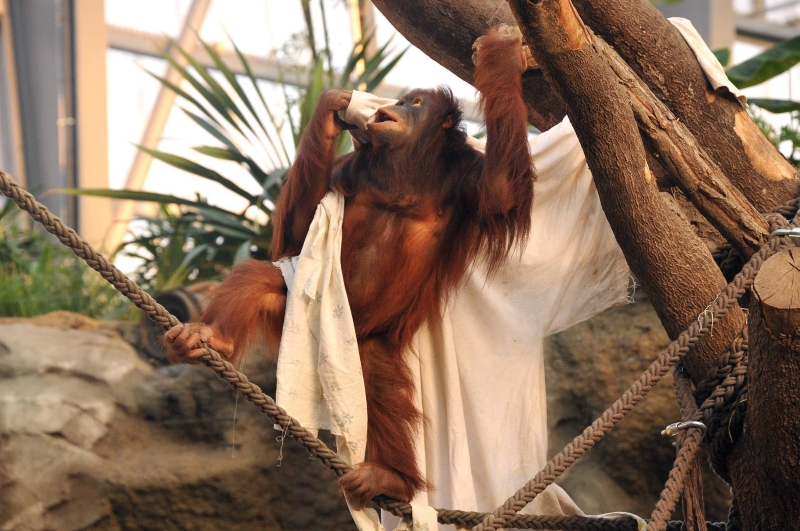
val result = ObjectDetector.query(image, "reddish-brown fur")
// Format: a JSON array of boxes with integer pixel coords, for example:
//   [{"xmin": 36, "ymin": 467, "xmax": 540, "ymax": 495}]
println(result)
[{"xmin": 192, "ymin": 27, "xmax": 533, "ymax": 501}]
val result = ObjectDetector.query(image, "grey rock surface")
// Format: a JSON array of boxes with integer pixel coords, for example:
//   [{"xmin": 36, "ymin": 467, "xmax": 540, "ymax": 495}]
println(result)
[
  {"xmin": 1, "ymin": 303, "xmax": 733, "ymax": 530},
  {"xmin": 545, "ymin": 293, "xmax": 731, "ymax": 521},
  {"xmin": 0, "ymin": 313, "xmax": 353, "ymax": 531}
]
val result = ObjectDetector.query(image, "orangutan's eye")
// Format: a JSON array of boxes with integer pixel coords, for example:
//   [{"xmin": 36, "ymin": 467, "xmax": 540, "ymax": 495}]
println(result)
[{"xmin": 411, "ymin": 97, "xmax": 423, "ymax": 107}]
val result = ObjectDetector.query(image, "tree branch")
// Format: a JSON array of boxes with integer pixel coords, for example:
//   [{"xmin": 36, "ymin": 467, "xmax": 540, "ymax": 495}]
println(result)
[
  {"xmin": 573, "ymin": 0, "xmax": 800, "ymax": 213},
  {"xmin": 370, "ymin": 0, "xmax": 567, "ymax": 131},
  {"xmin": 596, "ymin": 39, "xmax": 769, "ymax": 258},
  {"xmin": 505, "ymin": 0, "xmax": 745, "ymax": 385}
]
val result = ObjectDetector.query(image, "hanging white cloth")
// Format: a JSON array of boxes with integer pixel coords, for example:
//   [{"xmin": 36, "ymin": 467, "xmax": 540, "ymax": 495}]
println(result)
[
  {"xmin": 274, "ymin": 18, "xmax": 734, "ymax": 531},
  {"xmin": 275, "ymin": 193, "xmax": 439, "ymax": 530}
]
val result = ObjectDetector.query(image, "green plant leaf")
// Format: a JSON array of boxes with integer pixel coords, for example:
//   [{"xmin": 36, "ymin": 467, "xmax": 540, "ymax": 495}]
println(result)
[
  {"xmin": 713, "ymin": 48, "xmax": 730, "ymax": 68},
  {"xmin": 182, "ymin": 109, "xmax": 240, "ymax": 152},
  {"xmin": 136, "ymin": 146, "xmax": 257, "ymax": 203},
  {"xmin": 60, "ymin": 188, "xmax": 244, "ymax": 218},
  {"xmin": 262, "ymin": 167, "xmax": 290, "ymax": 190},
  {"xmin": 162, "ymin": 242, "xmax": 211, "ymax": 290},
  {"xmin": 748, "ymin": 98, "xmax": 800, "ymax": 113},
  {"xmin": 146, "ymin": 70, "xmax": 224, "ymax": 131},
  {"xmin": 198, "ymin": 37, "xmax": 287, "ymax": 167},
  {"xmin": 354, "ymin": 38, "xmax": 394, "ymax": 87},
  {"xmin": 159, "ymin": 44, "xmax": 247, "ymax": 138},
  {"xmin": 226, "ymin": 30, "xmax": 292, "ymax": 163},
  {"xmin": 727, "ymin": 35, "xmax": 800, "ymax": 89},
  {"xmin": 298, "ymin": 59, "xmax": 326, "ymax": 141},
  {"xmin": 192, "ymin": 145, "xmax": 271, "ymax": 184},
  {"xmin": 0, "ymin": 197, "xmax": 16, "ymax": 221},
  {"xmin": 193, "ymin": 145, "xmax": 248, "ymax": 162},
  {"xmin": 193, "ymin": 204, "xmax": 258, "ymax": 238},
  {"xmin": 233, "ymin": 239, "xmax": 252, "ymax": 264},
  {"xmin": 339, "ymin": 30, "xmax": 375, "ymax": 87},
  {"xmin": 170, "ymin": 37, "xmax": 251, "ymax": 130},
  {"xmin": 366, "ymin": 47, "xmax": 409, "ymax": 92}
]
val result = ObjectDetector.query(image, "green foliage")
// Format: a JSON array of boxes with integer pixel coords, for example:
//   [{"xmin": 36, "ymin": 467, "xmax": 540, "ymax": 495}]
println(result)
[
  {"xmin": 67, "ymin": 2, "xmax": 406, "ymax": 292},
  {"xmin": 777, "ymin": 121, "xmax": 800, "ymax": 166},
  {"xmin": 751, "ymin": 108, "xmax": 800, "ymax": 167},
  {"xmin": 727, "ymin": 35, "xmax": 800, "ymax": 89},
  {"xmin": 746, "ymin": 98, "xmax": 800, "ymax": 114},
  {"xmin": 0, "ymin": 201, "xmax": 135, "ymax": 319},
  {"xmin": 718, "ymin": 35, "xmax": 800, "ymax": 169},
  {"xmin": 115, "ymin": 205, "xmax": 271, "ymax": 293},
  {"xmin": 713, "ymin": 48, "xmax": 730, "ymax": 68}
]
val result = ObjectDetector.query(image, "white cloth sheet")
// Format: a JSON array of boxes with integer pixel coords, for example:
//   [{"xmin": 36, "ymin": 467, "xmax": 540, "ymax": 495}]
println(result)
[
  {"xmin": 274, "ymin": 193, "xmax": 381, "ymax": 529},
  {"xmin": 670, "ymin": 18, "xmax": 747, "ymax": 105},
  {"xmin": 274, "ymin": 18, "xmax": 734, "ymax": 531}
]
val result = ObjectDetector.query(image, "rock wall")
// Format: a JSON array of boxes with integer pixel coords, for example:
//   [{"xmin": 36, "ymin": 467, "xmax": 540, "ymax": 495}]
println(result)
[
  {"xmin": 545, "ymin": 293, "xmax": 731, "ymax": 521},
  {"xmin": 1, "ymin": 302, "xmax": 733, "ymax": 530},
  {"xmin": 0, "ymin": 313, "xmax": 352, "ymax": 531}
]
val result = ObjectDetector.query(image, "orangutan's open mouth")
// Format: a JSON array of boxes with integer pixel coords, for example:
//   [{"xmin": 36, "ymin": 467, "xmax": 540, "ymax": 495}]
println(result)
[{"xmin": 375, "ymin": 109, "xmax": 398, "ymax": 123}]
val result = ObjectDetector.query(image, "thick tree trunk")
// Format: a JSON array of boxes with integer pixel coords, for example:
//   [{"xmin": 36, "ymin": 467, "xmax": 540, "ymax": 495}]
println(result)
[
  {"xmin": 370, "ymin": 0, "xmax": 567, "ymax": 131},
  {"xmin": 373, "ymin": 0, "xmax": 800, "ymax": 525},
  {"xmin": 730, "ymin": 248, "xmax": 800, "ymax": 528},
  {"xmin": 571, "ymin": 0, "xmax": 800, "ymax": 214},
  {"xmin": 502, "ymin": 0, "xmax": 744, "ymax": 393},
  {"xmin": 594, "ymin": 38, "xmax": 768, "ymax": 258}
]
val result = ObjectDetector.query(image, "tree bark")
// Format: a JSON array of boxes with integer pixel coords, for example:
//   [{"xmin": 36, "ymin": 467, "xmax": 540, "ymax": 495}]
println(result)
[
  {"xmin": 372, "ymin": 0, "xmax": 800, "ymax": 524},
  {"xmin": 595, "ymin": 38, "xmax": 768, "ymax": 258},
  {"xmin": 370, "ymin": 0, "xmax": 567, "ymax": 131},
  {"xmin": 730, "ymin": 248, "xmax": 800, "ymax": 529},
  {"xmin": 572, "ymin": 0, "xmax": 800, "ymax": 214},
  {"xmin": 503, "ymin": 0, "xmax": 745, "ymax": 390}
]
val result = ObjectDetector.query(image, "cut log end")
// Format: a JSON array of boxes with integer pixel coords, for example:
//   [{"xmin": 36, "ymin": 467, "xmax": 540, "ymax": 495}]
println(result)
[{"xmin": 753, "ymin": 247, "xmax": 800, "ymax": 337}]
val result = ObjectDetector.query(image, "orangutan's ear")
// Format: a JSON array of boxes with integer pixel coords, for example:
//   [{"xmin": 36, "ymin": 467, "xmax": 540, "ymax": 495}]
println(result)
[{"xmin": 442, "ymin": 116, "xmax": 454, "ymax": 129}]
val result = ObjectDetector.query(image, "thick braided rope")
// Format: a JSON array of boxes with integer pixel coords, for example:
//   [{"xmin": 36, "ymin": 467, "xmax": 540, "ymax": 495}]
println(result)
[
  {"xmin": 648, "ymin": 430, "xmax": 704, "ymax": 531},
  {"xmin": 707, "ymin": 392, "xmax": 747, "ymax": 484},
  {"xmin": 694, "ymin": 328, "xmax": 749, "ymax": 485},
  {"xmin": 692, "ymin": 330, "xmax": 747, "ymax": 405},
  {"xmin": 695, "ymin": 332, "xmax": 748, "ymax": 441},
  {"xmin": 711, "ymin": 244, "xmax": 742, "ymax": 282},
  {"xmin": 3, "ymin": 169, "xmax": 792, "ymax": 531},
  {"xmin": 0, "ymin": 171, "xmax": 653, "ymax": 529},
  {"xmin": 711, "ymin": 197, "xmax": 800, "ymax": 280},
  {"xmin": 725, "ymin": 498, "xmax": 742, "ymax": 531},
  {"xmin": 0, "ymin": 174, "xmax": 349, "ymax": 472},
  {"xmin": 645, "ymin": 367, "xmax": 707, "ymax": 531},
  {"xmin": 474, "ymin": 219, "xmax": 793, "ymax": 531}
]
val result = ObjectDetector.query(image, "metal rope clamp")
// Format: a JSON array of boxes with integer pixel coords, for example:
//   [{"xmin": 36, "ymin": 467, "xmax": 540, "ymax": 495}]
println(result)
[
  {"xmin": 661, "ymin": 421, "xmax": 707, "ymax": 438},
  {"xmin": 770, "ymin": 227, "xmax": 800, "ymax": 244}
]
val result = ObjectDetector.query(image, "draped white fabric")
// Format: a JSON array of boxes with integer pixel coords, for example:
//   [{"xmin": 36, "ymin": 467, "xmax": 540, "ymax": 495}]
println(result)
[{"xmin": 274, "ymin": 18, "xmax": 735, "ymax": 530}]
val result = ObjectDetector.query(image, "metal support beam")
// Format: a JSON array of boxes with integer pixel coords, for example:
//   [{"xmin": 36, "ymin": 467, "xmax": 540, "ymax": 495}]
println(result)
[
  {"xmin": 9, "ymin": 0, "xmax": 74, "ymax": 225},
  {"xmin": 106, "ymin": 24, "xmax": 480, "ymax": 121},
  {"xmin": 73, "ymin": 0, "xmax": 112, "ymax": 250},
  {"xmin": 0, "ymin": 0, "xmax": 25, "ymax": 190},
  {"xmin": 106, "ymin": 0, "xmax": 212, "ymax": 251},
  {"xmin": 736, "ymin": 15, "xmax": 800, "ymax": 42}
]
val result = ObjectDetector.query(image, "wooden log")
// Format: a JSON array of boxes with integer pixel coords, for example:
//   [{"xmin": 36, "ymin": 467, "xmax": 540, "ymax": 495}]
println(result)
[
  {"xmin": 596, "ymin": 38, "xmax": 769, "ymax": 259},
  {"xmin": 729, "ymin": 248, "xmax": 800, "ymax": 528},
  {"xmin": 753, "ymin": 248, "xmax": 800, "ymax": 336},
  {"xmin": 505, "ymin": 0, "xmax": 745, "ymax": 383},
  {"xmin": 573, "ymin": 0, "xmax": 800, "ymax": 214}
]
